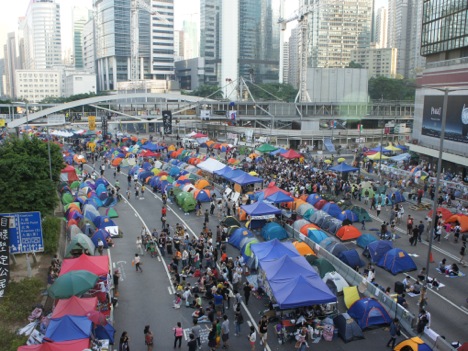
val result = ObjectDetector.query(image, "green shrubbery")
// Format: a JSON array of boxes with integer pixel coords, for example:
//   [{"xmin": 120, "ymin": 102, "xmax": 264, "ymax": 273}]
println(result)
[{"xmin": 42, "ymin": 216, "xmax": 61, "ymax": 254}]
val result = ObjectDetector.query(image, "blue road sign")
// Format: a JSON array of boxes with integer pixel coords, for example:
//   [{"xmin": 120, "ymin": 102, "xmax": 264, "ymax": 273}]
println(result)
[{"xmin": 0, "ymin": 212, "xmax": 43, "ymax": 254}]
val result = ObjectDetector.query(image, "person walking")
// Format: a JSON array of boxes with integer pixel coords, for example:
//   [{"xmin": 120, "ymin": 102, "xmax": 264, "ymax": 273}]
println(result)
[
  {"xmin": 221, "ymin": 315, "xmax": 230, "ymax": 349},
  {"xmin": 258, "ymin": 315, "xmax": 268, "ymax": 347},
  {"xmin": 376, "ymin": 203, "xmax": 381, "ymax": 217},
  {"xmin": 191, "ymin": 320, "xmax": 202, "ymax": 350},
  {"xmin": 386, "ymin": 318, "xmax": 400, "ymax": 348},
  {"xmin": 119, "ymin": 331, "xmax": 130, "ymax": 351},
  {"xmin": 434, "ymin": 224, "xmax": 442, "ymax": 242},
  {"xmin": 248, "ymin": 325, "xmax": 256, "ymax": 351},
  {"xmin": 134, "ymin": 253, "xmax": 143, "ymax": 272},
  {"xmin": 173, "ymin": 322, "xmax": 183, "ymax": 348},
  {"xmin": 460, "ymin": 241, "xmax": 467, "ymax": 266},
  {"xmin": 204, "ymin": 209, "xmax": 210, "ymax": 225},
  {"xmin": 243, "ymin": 283, "xmax": 252, "ymax": 306},
  {"xmin": 136, "ymin": 236, "xmax": 144, "ymax": 256},
  {"xmin": 234, "ymin": 305, "xmax": 244, "ymax": 336},
  {"xmin": 144, "ymin": 325, "xmax": 154, "ymax": 351}
]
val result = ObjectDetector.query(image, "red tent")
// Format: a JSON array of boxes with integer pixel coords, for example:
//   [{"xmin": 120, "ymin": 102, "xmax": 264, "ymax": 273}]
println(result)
[
  {"xmin": 59, "ymin": 254, "xmax": 109, "ymax": 277},
  {"xmin": 192, "ymin": 133, "xmax": 207, "ymax": 138},
  {"xmin": 280, "ymin": 149, "xmax": 302, "ymax": 159},
  {"xmin": 314, "ymin": 199, "xmax": 328, "ymax": 210},
  {"xmin": 18, "ymin": 339, "xmax": 90, "ymax": 351},
  {"xmin": 51, "ymin": 296, "xmax": 98, "ymax": 318},
  {"xmin": 336, "ymin": 225, "xmax": 362, "ymax": 241},
  {"xmin": 428, "ymin": 208, "xmax": 453, "ymax": 221},
  {"xmin": 261, "ymin": 182, "xmax": 290, "ymax": 198},
  {"xmin": 140, "ymin": 150, "xmax": 160, "ymax": 158},
  {"xmin": 60, "ymin": 165, "xmax": 79, "ymax": 183}
]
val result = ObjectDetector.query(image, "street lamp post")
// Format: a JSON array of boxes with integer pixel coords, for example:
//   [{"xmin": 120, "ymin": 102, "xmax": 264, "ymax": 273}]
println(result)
[{"xmin": 46, "ymin": 127, "xmax": 53, "ymax": 181}]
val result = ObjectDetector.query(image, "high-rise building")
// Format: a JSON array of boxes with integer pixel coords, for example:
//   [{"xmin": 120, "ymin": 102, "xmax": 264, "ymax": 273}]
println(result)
[
  {"xmin": 411, "ymin": 0, "xmax": 468, "ymax": 175},
  {"xmin": 302, "ymin": 0, "xmax": 373, "ymax": 68},
  {"xmin": 351, "ymin": 45, "xmax": 398, "ymax": 78},
  {"xmin": 22, "ymin": 0, "xmax": 62, "ymax": 70},
  {"xmin": 282, "ymin": 42, "xmax": 289, "ymax": 85},
  {"xmin": 73, "ymin": 7, "xmax": 92, "ymax": 69},
  {"xmin": 375, "ymin": 7, "xmax": 388, "ymax": 48},
  {"xmin": 3, "ymin": 33, "xmax": 18, "ymax": 98},
  {"xmin": 150, "ymin": 0, "xmax": 175, "ymax": 80},
  {"xmin": 174, "ymin": 30, "xmax": 184, "ymax": 62},
  {"xmin": 200, "ymin": 0, "xmax": 221, "ymax": 85},
  {"xmin": 82, "ymin": 18, "xmax": 95, "ymax": 73},
  {"xmin": 0, "ymin": 59, "xmax": 4, "ymax": 97},
  {"xmin": 288, "ymin": 27, "xmax": 300, "ymax": 89},
  {"xmin": 183, "ymin": 19, "xmax": 200, "ymax": 60}
]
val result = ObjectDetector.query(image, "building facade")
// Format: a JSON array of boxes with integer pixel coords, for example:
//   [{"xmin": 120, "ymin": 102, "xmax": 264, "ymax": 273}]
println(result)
[
  {"xmin": 375, "ymin": 6, "xmax": 388, "ymax": 48},
  {"xmin": 82, "ymin": 19, "xmax": 96, "ymax": 73},
  {"xmin": 3, "ymin": 33, "xmax": 18, "ymax": 98},
  {"xmin": 411, "ymin": 0, "xmax": 468, "ymax": 176},
  {"xmin": 303, "ymin": 0, "xmax": 373, "ymax": 68},
  {"xmin": 150, "ymin": 0, "xmax": 175, "ymax": 79},
  {"xmin": 73, "ymin": 6, "xmax": 92, "ymax": 69},
  {"xmin": 351, "ymin": 46, "xmax": 398, "ymax": 78},
  {"xmin": 200, "ymin": 0, "xmax": 221, "ymax": 85},
  {"xmin": 15, "ymin": 70, "xmax": 61, "ymax": 103},
  {"xmin": 287, "ymin": 27, "xmax": 300, "ymax": 89},
  {"xmin": 22, "ymin": 0, "xmax": 62, "ymax": 70}
]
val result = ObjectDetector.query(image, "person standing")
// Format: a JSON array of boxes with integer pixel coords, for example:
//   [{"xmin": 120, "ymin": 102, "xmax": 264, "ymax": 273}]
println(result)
[
  {"xmin": 204, "ymin": 209, "xmax": 210, "ymax": 225},
  {"xmin": 134, "ymin": 253, "xmax": 143, "ymax": 272},
  {"xmin": 113, "ymin": 269, "xmax": 121, "ymax": 296},
  {"xmin": 173, "ymin": 322, "xmax": 183, "ymax": 348},
  {"xmin": 434, "ymin": 224, "xmax": 442, "ymax": 242},
  {"xmin": 243, "ymin": 283, "xmax": 252, "ymax": 306},
  {"xmin": 376, "ymin": 203, "xmax": 381, "ymax": 217},
  {"xmin": 191, "ymin": 320, "xmax": 202, "ymax": 350},
  {"xmin": 187, "ymin": 334, "xmax": 197, "ymax": 351},
  {"xmin": 221, "ymin": 315, "xmax": 230, "ymax": 349},
  {"xmin": 144, "ymin": 325, "xmax": 154, "ymax": 351},
  {"xmin": 460, "ymin": 241, "xmax": 467, "ymax": 266},
  {"xmin": 386, "ymin": 318, "xmax": 400, "ymax": 348},
  {"xmin": 411, "ymin": 227, "xmax": 419, "ymax": 247},
  {"xmin": 136, "ymin": 236, "xmax": 144, "ymax": 256},
  {"xmin": 258, "ymin": 315, "xmax": 268, "ymax": 347},
  {"xmin": 119, "ymin": 331, "xmax": 130, "ymax": 351},
  {"xmin": 234, "ymin": 305, "xmax": 244, "ymax": 336},
  {"xmin": 208, "ymin": 322, "xmax": 217, "ymax": 351},
  {"xmin": 248, "ymin": 325, "xmax": 256, "ymax": 351}
]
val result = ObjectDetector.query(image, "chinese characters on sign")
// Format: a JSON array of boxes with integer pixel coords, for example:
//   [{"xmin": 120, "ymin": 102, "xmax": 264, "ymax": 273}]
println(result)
[
  {"xmin": 0, "ymin": 216, "xmax": 10, "ymax": 298},
  {"xmin": 0, "ymin": 212, "xmax": 44, "ymax": 254}
]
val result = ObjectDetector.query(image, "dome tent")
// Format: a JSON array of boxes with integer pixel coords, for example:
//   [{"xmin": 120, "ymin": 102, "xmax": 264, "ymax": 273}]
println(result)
[
  {"xmin": 229, "ymin": 227, "xmax": 254, "ymax": 249},
  {"xmin": 333, "ymin": 313, "xmax": 364, "ymax": 343},
  {"xmin": 363, "ymin": 240, "xmax": 393, "ymax": 263},
  {"xmin": 377, "ymin": 248, "xmax": 417, "ymax": 275},
  {"xmin": 348, "ymin": 297, "xmax": 392, "ymax": 330},
  {"xmin": 261, "ymin": 222, "xmax": 288, "ymax": 241}
]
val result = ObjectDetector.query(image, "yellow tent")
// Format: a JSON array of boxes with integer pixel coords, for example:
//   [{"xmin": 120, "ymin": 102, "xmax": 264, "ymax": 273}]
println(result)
[
  {"xmin": 394, "ymin": 337, "xmax": 432, "ymax": 351},
  {"xmin": 343, "ymin": 286, "xmax": 360, "ymax": 309},
  {"xmin": 366, "ymin": 152, "xmax": 389, "ymax": 160},
  {"xmin": 384, "ymin": 143, "xmax": 401, "ymax": 152},
  {"xmin": 168, "ymin": 145, "xmax": 176, "ymax": 151}
]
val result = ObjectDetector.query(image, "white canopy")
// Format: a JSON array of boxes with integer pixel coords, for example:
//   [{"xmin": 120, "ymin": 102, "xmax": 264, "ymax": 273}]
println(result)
[{"xmin": 197, "ymin": 158, "xmax": 227, "ymax": 174}]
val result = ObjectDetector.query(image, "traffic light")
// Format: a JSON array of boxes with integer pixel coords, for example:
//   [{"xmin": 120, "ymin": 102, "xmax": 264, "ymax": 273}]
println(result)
[{"xmin": 162, "ymin": 110, "xmax": 172, "ymax": 134}]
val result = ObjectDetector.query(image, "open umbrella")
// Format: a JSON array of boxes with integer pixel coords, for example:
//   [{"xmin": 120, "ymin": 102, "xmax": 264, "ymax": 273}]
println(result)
[{"xmin": 48, "ymin": 270, "xmax": 99, "ymax": 299}]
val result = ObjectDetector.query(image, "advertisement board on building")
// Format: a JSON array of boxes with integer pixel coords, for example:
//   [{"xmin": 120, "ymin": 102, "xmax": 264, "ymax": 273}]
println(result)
[
  {"xmin": 0, "ymin": 212, "xmax": 44, "ymax": 254},
  {"xmin": 422, "ymin": 95, "xmax": 468, "ymax": 143},
  {"xmin": 47, "ymin": 114, "xmax": 66, "ymax": 126}
]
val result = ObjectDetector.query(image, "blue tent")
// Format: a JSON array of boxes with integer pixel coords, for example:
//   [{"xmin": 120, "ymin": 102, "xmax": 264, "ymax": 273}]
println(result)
[
  {"xmin": 95, "ymin": 178, "xmax": 109, "ymax": 188},
  {"xmin": 93, "ymin": 216, "xmax": 116, "ymax": 229},
  {"xmin": 339, "ymin": 249, "xmax": 365, "ymax": 268},
  {"xmin": 306, "ymin": 194, "xmax": 322, "ymax": 206},
  {"xmin": 95, "ymin": 184, "xmax": 107, "ymax": 196},
  {"xmin": 94, "ymin": 323, "xmax": 116, "ymax": 344},
  {"xmin": 251, "ymin": 239, "xmax": 299, "ymax": 263},
  {"xmin": 169, "ymin": 167, "xmax": 181, "ymax": 177},
  {"xmin": 142, "ymin": 162, "xmax": 152, "ymax": 171},
  {"xmin": 265, "ymin": 191, "xmax": 294, "ymax": 204},
  {"xmin": 308, "ymin": 229, "xmax": 328, "ymax": 244},
  {"xmin": 330, "ymin": 243, "xmax": 349, "ymax": 257},
  {"xmin": 348, "ymin": 298, "xmax": 392, "ymax": 330},
  {"xmin": 261, "ymin": 222, "xmax": 288, "ymax": 241},
  {"xmin": 194, "ymin": 189, "xmax": 211, "ymax": 202},
  {"xmin": 241, "ymin": 201, "xmax": 282, "ymax": 218},
  {"xmin": 223, "ymin": 169, "xmax": 247, "ymax": 181},
  {"xmin": 377, "ymin": 248, "xmax": 417, "ymax": 275},
  {"xmin": 356, "ymin": 234, "xmax": 378, "ymax": 248},
  {"xmin": 141, "ymin": 142, "xmax": 164, "ymax": 151},
  {"xmin": 240, "ymin": 238, "xmax": 259, "ymax": 263},
  {"xmin": 138, "ymin": 170, "xmax": 153, "ymax": 182},
  {"xmin": 228, "ymin": 227, "xmax": 254, "ymax": 249},
  {"xmin": 261, "ymin": 255, "xmax": 319, "ymax": 283},
  {"xmin": 338, "ymin": 210, "xmax": 359, "ymax": 222},
  {"xmin": 389, "ymin": 191, "xmax": 405, "ymax": 204},
  {"xmin": 320, "ymin": 236, "xmax": 338, "ymax": 249},
  {"xmin": 213, "ymin": 166, "xmax": 233, "ymax": 176},
  {"xmin": 231, "ymin": 173, "xmax": 263, "ymax": 185},
  {"xmin": 322, "ymin": 203, "xmax": 343, "ymax": 218},
  {"xmin": 270, "ymin": 148, "xmax": 287, "ymax": 155},
  {"xmin": 269, "ymin": 275, "xmax": 337, "ymax": 309},
  {"xmin": 363, "ymin": 240, "xmax": 393, "ymax": 263},
  {"xmin": 330, "ymin": 162, "xmax": 359, "ymax": 173},
  {"xmin": 91, "ymin": 229, "xmax": 111, "ymax": 248},
  {"xmin": 45, "ymin": 315, "xmax": 92, "ymax": 342}
]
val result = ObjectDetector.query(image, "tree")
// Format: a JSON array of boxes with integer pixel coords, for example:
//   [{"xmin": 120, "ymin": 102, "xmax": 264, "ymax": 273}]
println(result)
[
  {"xmin": 0, "ymin": 136, "xmax": 63, "ymax": 215},
  {"xmin": 368, "ymin": 76, "xmax": 416, "ymax": 101},
  {"xmin": 247, "ymin": 83, "xmax": 298, "ymax": 102},
  {"xmin": 182, "ymin": 85, "xmax": 223, "ymax": 99},
  {"xmin": 347, "ymin": 61, "xmax": 363, "ymax": 68}
]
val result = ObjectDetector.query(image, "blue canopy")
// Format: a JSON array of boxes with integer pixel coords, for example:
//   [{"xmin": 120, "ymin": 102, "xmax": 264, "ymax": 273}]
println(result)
[
  {"xmin": 356, "ymin": 233, "xmax": 378, "ymax": 248},
  {"xmin": 251, "ymin": 239, "xmax": 299, "ymax": 263},
  {"xmin": 223, "ymin": 169, "xmax": 246, "ymax": 181},
  {"xmin": 364, "ymin": 240, "xmax": 393, "ymax": 263},
  {"xmin": 329, "ymin": 162, "xmax": 359, "ymax": 173},
  {"xmin": 261, "ymin": 222, "xmax": 289, "ymax": 241},
  {"xmin": 241, "ymin": 201, "xmax": 281, "ymax": 218},
  {"xmin": 261, "ymin": 255, "xmax": 319, "ymax": 283},
  {"xmin": 45, "ymin": 315, "xmax": 92, "ymax": 342},
  {"xmin": 141, "ymin": 142, "xmax": 164, "ymax": 151},
  {"xmin": 214, "ymin": 166, "xmax": 233, "ymax": 176},
  {"xmin": 231, "ymin": 173, "xmax": 263, "ymax": 185},
  {"xmin": 94, "ymin": 323, "xmax": 116, "ymax": 344},
  {"xmin": 270, "ymin": 148, "xmax": 287, "ymax": 155},
  {"xmin": 390, "ymin": 153, "xmax": 411, "ymax": 161},
  {"xmin": 228, "ymin": 227, "xmax": 254, "ymax": 249},
  {"xmin": 270, "ymin": 275, "xmax": 337, "ymax": 309},
  {"xmin": 265, "ymin": 191, "xmax": 294, "ymax": 203},
  {"xmin": 370, "ymin": 146, "xmax": 392, "ymax": 154}
]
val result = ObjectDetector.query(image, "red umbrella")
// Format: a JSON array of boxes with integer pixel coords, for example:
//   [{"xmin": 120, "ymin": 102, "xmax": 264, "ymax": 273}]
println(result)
[
  {"xmin": 86, "ymin": 310, "xmax": 108, "ymax": 326},
  {"xmin": 280, "ymin": 149, "xmax": 302, "ymax": 159}
]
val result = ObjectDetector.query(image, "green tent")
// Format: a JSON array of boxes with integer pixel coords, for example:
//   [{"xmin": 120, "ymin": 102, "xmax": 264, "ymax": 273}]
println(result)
[
  {"xmin": 64, "ymin": 202, "xmax": 81, "ymax": 212},
  {"xmin": 70, "ymin": 181, "xmax": 81, "ymax": 190},
  {"xmin": 62, "ymin": 192, "xmax": 74, "ymax": 205},
  {"xmin": 172, "ymin": 187, "xmax": 183, "ymax": 197},
  {"xmin": 181, "ymin": 196, "xmax": 197, "ymax": 212},
  {"xmin": 256, "ymin": 143, "xmax": 277, "ymax": 153},
  {"xmin": 106, "ymin": 207, "xmax": 119, "ymax": 218},
  {"xmin": 65, "ymin": 234, "xmax": 96, "ymax": 258},
  {"xmin": 227, "ymin": 225, "xmax": 240, "ymax": 236},
  {"xmin": 242, "ymin": 238, "xmax": 259, "ymax": 258},
  {"xmin": 310, "ymin": 258, "xmax": 336, "ymax": 278},
  {"xmin": 351, "ymin": 206, "xmax": 372, "ymax": 223},
  {"xmin": 222, "ymin": 216, "xmax": 241, "ymax": 228},
  {"xmin": 176, "ymin": 192, "xmax": 191, "ymax": 206}
]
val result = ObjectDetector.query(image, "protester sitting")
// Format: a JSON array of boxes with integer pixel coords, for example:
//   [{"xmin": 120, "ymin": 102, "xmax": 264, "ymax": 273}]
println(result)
[
  {"xmin": 396, "ymin": 293, "xmax": 409, "ymax": 308},
  {"xmin": 447, "ymin": 263, "xmax": 460, "ymax": 276},
  {"xmin": 438, "ymin": 258, "xmax": 447, "ymax": 272},
  {"xmin": 408, "ymin": 280, "xmax": 422, "ymax": 295},
  {"xmin": 173, "ymin": 293, "xmax": 182, "ymax": 309}
]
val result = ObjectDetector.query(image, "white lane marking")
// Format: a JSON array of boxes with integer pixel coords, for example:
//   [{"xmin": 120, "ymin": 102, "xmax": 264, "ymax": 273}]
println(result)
[{"xmin": 168, "ymin": 286, "xmax": 173, "ymax": 295}]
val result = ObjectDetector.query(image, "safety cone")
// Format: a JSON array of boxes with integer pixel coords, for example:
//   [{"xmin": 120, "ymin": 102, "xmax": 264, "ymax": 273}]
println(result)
[{"xmin": 429, "ymin": 251, "xmax": 434, "ymax": 263}]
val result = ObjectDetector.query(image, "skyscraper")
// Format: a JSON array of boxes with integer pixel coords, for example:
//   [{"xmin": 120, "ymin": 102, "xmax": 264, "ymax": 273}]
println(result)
[
  {"xmin": 302, "ymin": 0, "xmax": 373, "ymax": 68},
  {"xmin": 150, "ymin": 0, "xmax": 175, "ymax": 80},
  {"xmin": 200, "ymin": 0, "xmax": 221, "ymax": 85},
  {"xmin": 375, "ymin": 6, "xmax": 388, "ymax": 48},
  {"xmin": 3, "ymin": 33, "xmax": 18, "ymax": 98},
  {"xmin": 22, "ymin": 0, "xmax": 62, "ymax": 70},
  {"xmin": 73, "ymin": 7, "xmax": 92, "ymax": 69}
]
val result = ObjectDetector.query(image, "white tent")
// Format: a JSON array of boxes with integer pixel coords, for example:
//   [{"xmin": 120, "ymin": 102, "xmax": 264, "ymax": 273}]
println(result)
[
  {"xmin": 197, "ymin": 158, "xmax": 227, "ymax": 174},
  {"xmin": 322, "ymin": 271, "xmax": 349, "ymax": 293}
]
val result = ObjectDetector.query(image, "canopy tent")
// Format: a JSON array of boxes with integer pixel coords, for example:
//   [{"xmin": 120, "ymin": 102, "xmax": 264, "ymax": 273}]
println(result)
[
  {"xmin": 95, "ymin": 323, "xmax": 116, "ymax": 344},
  {"xmin": 356, "ymin": 234, "xmax": 378, "ymax": 248},
  {"xmin": 223, "ymin": 169, "xmax": 247, "ymax": 181},
  {"xmin": 197, "ymin": 158, "xmax": 226, "ymax": 173},
  {"xmin": 18, "ymin": 339, "xmax": 90, "ymax": 351},
  {"xmin": 231, "ymin": 173, "xmax": 263, "ymax": 185},
  {"xmin": 339, "ymin": 249, "xmax": 365, "ymax": 268},
  {"xmin": 366, "ymin": 152, "xmax": 389, "ymax": 160},
  {"xmin": 213, "ymin": 166, "xmax": 233, "ymax": 177},
  {"xmin": 308, "ymin": 228, "xmax": 328, "ymax": 244},
  {"xmin": 59, "ymin": 254, "xmax": 109, "ymax": 277},
  {"xmin": 428, "ymin": 208, "xmax": 453, "ymax": 221},
  {"xmin": 333, "ymin": 313, "xmax": 364, "ymax": 343},
  {"xmin": 261, "ymin": 255, "xmax": 319, "ymax": 283},
  {"xmin": 241, "ymin": 201, "xmax": 281, "ymax": 219},
  {"xmin": 377, "ymin": 248, "xmax": 417, "ymax": 275},
  {"xmin": 394, "ymin": 337, "xmax": 433, "ymax": 351},
  {"xmin": 60, "ymin": 165, "xmax": 79, "ymax": 183},
  {"xmin": 280, "ymin": 149, "xmax": 302, "ymax": 159},
  {"xmin": 269, "ymin": 275, "xmax": 337, "ymax": 309},
  {"xmin": 363, "ymin": 240, "xmax": 393, "ymax": 263},
  {"xmin": 65, "ymin": 234, "xmax": 95, "ymax": 258},
  {"xmin": 265, "ymin": 191, "xmax": 294, "ymax": 204},
  {"xmin": 51, "ymin": 296, "xmax": 98, "ymax": 318},
  {"xmin": 251, "ymin": 239, "xmax": 299, "ymax": 264},
  {"xmin": 261, "ymin": 222, "xmax": 288, "ymax": 241},
  {"xmin": 348, "ymin": 298, "xmax": 392, "ymax": 330},
  {"xmin": 329, "ymin": 163, "xmax": 359, "ymax": 173},
  {"xmin": 45, "ymin": 315, "xmax": 92, "ymax": 342},
  {"xmin": 228, "ymin": 227, "xmax": 254, "ymax": 249},
  {"xmin": 256, "ymin": 143, "xmax": 278, "ymax": 153},
  {"xmin": 259, "ymin": 182, "xmax": 290, "ymax": 198},
  {"xmin": 390, "ymin": 153, "xmax": 411, "ymax": 162},
  {"xmin": 336, "ymin": 226, "xmax": 362, "ymax": 241}
]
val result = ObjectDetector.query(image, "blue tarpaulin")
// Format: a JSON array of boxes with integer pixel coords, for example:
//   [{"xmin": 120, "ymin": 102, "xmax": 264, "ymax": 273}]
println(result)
[
  {"xmin": 330, "ymin": 163, "xmax": 359, "ymax": 173},
  {"xmin": 265, "ymin": 191, "xmax": 294, "ymax": 203},
  {"xmin": 230, "ymin": 173, "xmax": 263, "ymax": 185},
  {"xmin": 45, "ymin": 315, "xmax": 92, "ymax": 342},
  {"xmin": 241, "ymin": 201, "xmax": 281, "ymax": 218}
]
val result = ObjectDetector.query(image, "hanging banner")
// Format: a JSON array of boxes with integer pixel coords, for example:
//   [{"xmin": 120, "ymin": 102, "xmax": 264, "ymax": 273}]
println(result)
[
  {"xmin": 88, "ymin": 116, "xmax": 96, "ymax": 131},
  {"xmin": 0, "ymin": 216, "xmax": 10, "ymax": 298}
]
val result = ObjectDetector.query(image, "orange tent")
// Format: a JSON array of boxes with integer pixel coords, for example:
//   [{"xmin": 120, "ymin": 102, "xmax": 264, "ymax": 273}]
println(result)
[
  {"xmin": 73, "ymin": 155, "xmax": 87, "ymax": 164},
  {"xmin": 178, "ymin": 175, "xmax": 189, "ymax": 181},
  {"xmin": 131, "ymin": 136, "xmax": 138, "ymax": 142},
  {"xmin": 299, "ymin": 194, "xmax": 309, "ymax": 201},
  {"xmin": 293, "ymin": 241, "xmax": 315, "ymax": 256},
  {"xmin": 285, "ymin": 199, "xmax": 307, "ymax": 210},
  {"xmin": 206, "ymin": 140, "xmax": 215, "ymax": 147},
  {"xmin": 195, "ymin": 179, "xmax": 210, "ymax": 189},
  {"xmin": 336, "ymin": 225, "xmax": 362, "ymax": 241},
  {"xmin": 67, "ymin": 204, "xmax": 81, "ymax": 213},
  {"xmin": 428, "ymin": 208, "xmax": 453, "ymax": 221},
  {"xmin": 111, "ymin": 158, "xmax": 123, "ymax": 167},
  {"xmin": 446, "ymin": 214, "xmax": 468, "ymax": 232},
  {"xmin": 168, "ymin": 145, "xmax": 176, "ymax": 151},
  {"xmin": 300, "ymin": 223, "xmax": 319, "ymax": 236},
  {"xmin": 238, "ymin": 208, "xmax": 247, "ymax": 221}
]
